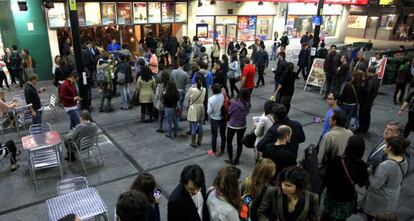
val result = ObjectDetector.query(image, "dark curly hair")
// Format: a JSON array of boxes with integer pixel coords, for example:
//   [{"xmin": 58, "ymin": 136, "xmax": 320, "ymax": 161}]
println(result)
[
  {"xmin": 278, "ymin": 166, "xmax": 310, "ymax": 195},
  {"xmin": 116, "ymin": 190, "xmax": 149, "ymax": 221}
]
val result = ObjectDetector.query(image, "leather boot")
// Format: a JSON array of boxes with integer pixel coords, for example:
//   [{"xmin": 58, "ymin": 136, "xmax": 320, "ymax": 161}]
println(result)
[
  {"xmin": 196, "ymin": 134, "xmax": 203, "ymax": 146},
  {"xmin": 190, "ymin": 135, "xmax": 197, "ymax": 148}
]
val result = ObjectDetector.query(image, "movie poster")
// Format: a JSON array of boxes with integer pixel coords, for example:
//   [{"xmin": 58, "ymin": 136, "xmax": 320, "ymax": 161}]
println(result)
[
  {"xmin": 175, "ymin": 2, "xmax": 187, "ymax": 22},
  {"xmin": 117, "ymin": 3, "xmax": 132, "ymax": 25},
  {"xmin": 84, "ymin": 2, "xmax": 101, "ymax": 26},
  {"xmin": 47, "ymin": 3, "xmax": 67, "ymax": 28},
  {"xmin": 77, "ymin": 3, "xmax": 86, "ymax": 26},
  {"xmin": 306, "ymin": 58, "xmax": 326, "ymax": 88},
  {"xmin": 148, "ymin": 2, "xmax": 161, "ymax": 23},
  {"xmin": 133, "ymin": 2, "xmax": 147, "ymax": 24},
  {"xmin": 102, "ymin": 2, "xmax": 117, "ymax": 25},
  {"xmin": 162, "ymin": 2, "xmax": 174, "ymax": 23}
]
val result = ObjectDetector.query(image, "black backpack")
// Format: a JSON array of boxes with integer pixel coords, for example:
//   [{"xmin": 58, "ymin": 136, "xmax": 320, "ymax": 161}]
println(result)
[{"xmin": 11, "ymin": 52, "xmax": 22, "ymax": 69}]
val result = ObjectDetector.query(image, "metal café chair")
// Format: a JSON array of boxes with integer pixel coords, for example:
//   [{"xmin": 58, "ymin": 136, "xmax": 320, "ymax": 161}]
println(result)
[
  {"xmin": 57, "ymin": 176, "xmax": 88, "ymax": 195},
  {"xmin": 72, "ymin": 133, "xmax": 104, "ymax": 174},
  {"xmin": 0, "ymin": 113, "xmax": 10, "ymax": 141},
  {"xmin": 42, "ymin": 94, "xmax": 57, "ymax": 112},
  {"xmin": 30, "ymin": 145, "xmax": 63, "ymax": 191},
  {"xmin": 22, "ymin": 110, "xmax": 33, "ymax": 130},
  {"xmin": 29, "ymin": 123, "xmax": 52, "ymax": 135}
]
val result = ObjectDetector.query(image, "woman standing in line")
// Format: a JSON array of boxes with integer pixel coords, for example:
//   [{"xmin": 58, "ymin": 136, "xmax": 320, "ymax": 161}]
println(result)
[
  {"xmin": 226, "ymin": 88, "xmax": 250, "ymax": 165},
  {"xmin": 361, "ymin": 136, "xmax": 409, "ymax": 221},
  {"xmin": 163, "ymin": 81, "xmax": 180, "ymax": 139},
  {"xmin": 228, "ymin": 54, "xmax": 240, "ymax": 98},
  {"xmin": 186, "ymin": 76, "xmax": 206, "ymax": 147},
  {"xmin": 211, "ymin": 39, "xmax": 221, "ymax": 69},
  {"xmin": 155, "ymin": 71, "xmax": 169, "ymax": 133},
  {"xmin": 136, "ymin": 66, "xmax": 156, "ymax": 122},
  {"xmin": 21, "ymin": 49, "xmax": 33, "ymax": 83}
]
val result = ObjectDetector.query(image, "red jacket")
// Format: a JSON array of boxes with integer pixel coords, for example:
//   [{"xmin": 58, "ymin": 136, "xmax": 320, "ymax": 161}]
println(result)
[
  {"xmin": 59, "ymin": 79, "xmax": 77, "ymax": 107},
  {"xmin": 242, "ymin": 64, "xmax": 256, "ymax": 89}
]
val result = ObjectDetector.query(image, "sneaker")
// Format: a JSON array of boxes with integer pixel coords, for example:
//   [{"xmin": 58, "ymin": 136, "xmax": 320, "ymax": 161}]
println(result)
[
  {"xmin": 165, "ymin": 134, "xmax": 175, "ymax": 139},
  {"xmin": 233, "ymin": 159, "xmax": 240, "ymax": 165},
  {"xmin": 10, "ymin": 164, "xmax": 19, "ymax": 172},
  {"xmin": 207, "ymin": 150, "xmax": 216, "ymax": 157}
]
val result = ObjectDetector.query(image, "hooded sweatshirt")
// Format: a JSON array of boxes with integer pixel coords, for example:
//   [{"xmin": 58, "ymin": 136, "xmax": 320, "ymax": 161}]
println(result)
[{"xmin": 227, "ymin": 100, "xmax": 249, "ymax": 129}]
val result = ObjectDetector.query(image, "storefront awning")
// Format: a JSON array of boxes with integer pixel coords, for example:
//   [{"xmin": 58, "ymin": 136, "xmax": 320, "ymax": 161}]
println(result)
[{"xmin": 216, "ymin": 0, "xmax": 368, "ymax": 5}]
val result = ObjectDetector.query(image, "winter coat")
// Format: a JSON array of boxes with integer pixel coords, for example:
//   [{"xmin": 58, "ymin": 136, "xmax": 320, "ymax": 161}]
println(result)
[
  {"xmin": 136, "ymin": 76, "xmax": 156, "ymax": 104},
  {"xmin": 186, "ymin": 86, "xmax": 206, "ymax": 122}
]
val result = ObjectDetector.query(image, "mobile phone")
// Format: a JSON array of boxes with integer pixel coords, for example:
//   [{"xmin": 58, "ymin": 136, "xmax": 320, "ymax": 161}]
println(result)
[
  {"xmin": 154, "ymin": 189, "xmax": 161, "ymax": 197},
  {"xmin": 242, "ymin": 195, "xmax": 252, "ymax": 204}
]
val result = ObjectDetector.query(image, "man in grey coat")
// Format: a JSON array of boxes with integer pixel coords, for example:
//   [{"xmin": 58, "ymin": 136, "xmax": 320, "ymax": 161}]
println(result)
[{"xmin": 64, "ymin": 110, "xmax": 99, "ymax": 161}]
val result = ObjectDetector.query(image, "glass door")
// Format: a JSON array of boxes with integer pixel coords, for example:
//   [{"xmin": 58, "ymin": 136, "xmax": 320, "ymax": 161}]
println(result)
[{"xmin": 215, "ymin": 24, "xmax": 237, "ymax": 55}]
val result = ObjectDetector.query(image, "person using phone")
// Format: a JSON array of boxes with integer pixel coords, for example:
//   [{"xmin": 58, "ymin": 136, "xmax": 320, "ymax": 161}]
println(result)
[
  {"xmin": 130, "ymin": 173, "xmax": 161, "ymax": 221},
  {"xmin": 24, "ymin": 74, "xmax": 45, "ymax": 124},
  {"xmin": 60, "ymin": 73, "xmax": 82, "ymax": 129}
]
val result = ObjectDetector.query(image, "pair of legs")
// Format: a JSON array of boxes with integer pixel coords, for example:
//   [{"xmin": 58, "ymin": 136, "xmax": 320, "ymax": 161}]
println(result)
[
  {"xmin": 141, "ymin": 103, "xmax": 154, "ymax": 122},
  {"xmin": 358, "ymin": 102, "xmax": 373, "ymax": 133},
  {"xmin": 210, "ymin": 119, "xmax": 226, "ymax": 154},
  {"xmin": 404, "ymin": 116, "xmax": 414, "ymax": 138},
  {"xmin": 32, "ymin": 110, "xmax": 43, "ymax": 125},
  {"xmin": 0, "ymin": 71, "xmax": 10, "ymax": 88},
  {"xmin": 1, "ymin": 140, "xmax": 19, "ymax": 170},
  {"xmin": 296, "ymin": 65, "xmax": 308, "ymax": 80},
  {"xmin": 157, "ymin": 110, "xmax": 165, "ymax": 132},
  {"xmin": 64, "ymin": 134, "xmax": 78, "ymax": 161},
  {"xmin": 277, "ymin": 95, "xmax": 293, "ymax": 113},
  {"xmin": 8, "ymin": 69, "xmax": 17, "ymax": 85},
  {"xmin": 229, "ymin": 78, "xmax": 239, "ymax": 97},
  {"xmin": 66, "ymin": 108, "xmax": 80, "ymax": 130},
  {"xmin": 14, "ymin": 69, "xmax": 24, "ymax": 88},
  {"xmin": 226, "ymin": 127, "xmax": 246, "ymax": 165},
  {"xmin": 118, "ymin": 84, "xmax": 131, "ymax": 109},
  {"xmin": 165, "ymin": 107, "xmax": 179, "ymax": 138},
  {"xmin": 189, "ymin": 121, "xmax": 203, "ymax": 147},
  {"xmin": 256, "ymin": 65, "xmax": 265, "ymax": 86},
  {"xmin": 325, "ymin": 73, "xmax": 334, "ymax": 96},
  {"xmin": 177, "ymin": 90, "xmax": 186, "ymax": 120},
  {"xmin": 394, "ymin": 83, "xmax": 406, "ymax": 104},
  {"xmin": 99, "ymin": 85, "xmax": 113, "ymax": 112}
]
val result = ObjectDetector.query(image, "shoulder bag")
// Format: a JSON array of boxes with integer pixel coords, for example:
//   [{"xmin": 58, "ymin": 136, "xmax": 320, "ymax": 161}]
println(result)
[{"xmin": 341, "ymin": 158, "xmax": 358, "ymax": 213}]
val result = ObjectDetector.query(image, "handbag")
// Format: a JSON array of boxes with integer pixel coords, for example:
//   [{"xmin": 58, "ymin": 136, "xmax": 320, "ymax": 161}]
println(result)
[
  {"xmin": 341, "ymin": 158, "xmax": 358, "ymax": 214},
  {"xmin": 242, "ymin": 129, "xmax": 256, "ymax": 148}
]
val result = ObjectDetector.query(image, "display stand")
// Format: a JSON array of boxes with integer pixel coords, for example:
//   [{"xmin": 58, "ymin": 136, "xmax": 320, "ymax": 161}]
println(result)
[{"xmin": 304, "ymin": 58, "xmax": 326, "ymax": 95}]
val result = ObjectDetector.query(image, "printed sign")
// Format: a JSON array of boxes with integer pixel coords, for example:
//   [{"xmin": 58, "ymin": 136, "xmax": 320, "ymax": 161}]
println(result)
[
  {"xmin": 306, "ymin": 58, "xmax": 326, "ymax": 88},
  {"xmin": 376, "ymin": 58, "xmax": 387, "ymax": 80}
]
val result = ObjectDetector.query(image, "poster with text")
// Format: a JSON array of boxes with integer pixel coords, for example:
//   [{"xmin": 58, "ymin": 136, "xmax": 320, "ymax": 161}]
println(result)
[
  {"xmin": 162, "ymin": 2, "xmax": 174, "ymax": 23},
  {"xmin": 102, "ymin": 3, "xmax": 116, "ymax": 25},
  {"xmin": 376, "ymin": 58, "xmax": 388, "ymax": 80},
  {"xmin": 347, "ymin": 15, "xmax": 367, "ymax": 29},
  {"xmin": 148, "ymin": 2, "xmax": 161, "ymax": 23},
  {"xmin": 84, "ymin": 2, "xmax": 101, "ymax": 26},
  {"xmin": 175, "ymin": 2, "xmax": 187, "ymax": 22},
  {"xmin": 306, "ymin": 58, "xmax": 326, "ymax": 88},
  {"xmin": 47, "ymin": 3, "xmax": 67, "ymax": 28},
  {"xmin": 133, "ymin": 2, "xmax": 147, "ymax": 24},
  {"xmin": 248, "ymin": 16, "xmax": 256, "ymax": 30},
  {"xmin": 197, "ymin": 24, "xmax": 208, "ymax": 39},
  {"xmin": 117, "ymin": 3, "xmax": 132, "ymax": 25}
]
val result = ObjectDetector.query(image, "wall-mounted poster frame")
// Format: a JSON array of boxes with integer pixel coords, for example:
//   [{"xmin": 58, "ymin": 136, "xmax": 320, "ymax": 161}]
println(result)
[
  {"xmin": 196, "ymin": 24, "xmax": 208, "ymax": 38},
  {"xmin": 148, "ymin": 2, "xmax": 161, "ymax": 23},
  {"xmin": 101, "ymin": 2, "xmax": 117, "ymax": 25},
  {"xmin": 175, "ymin": 2, "xmax": 187, "ymax": 22},
  {"xmin": 77, "ymin": 3, "xmax": 86, "ymax": 26},
  {"xmin": 133, "ymin": 2, "xmax": 147, "ymax": 24},
  {"xmin": 47, "ymin": 2, "xmax": 67, "ymax": 28},
  {"xmin": 84, "ymin": 2, "xmax": 101, "ymax": 26},
  {"xmin": 117, "ymin": 2, "xmax": 132, "ymax": 25},
  {"xmin": 162, "ymin": 2, "xmax": 175, "ymax": 23}
]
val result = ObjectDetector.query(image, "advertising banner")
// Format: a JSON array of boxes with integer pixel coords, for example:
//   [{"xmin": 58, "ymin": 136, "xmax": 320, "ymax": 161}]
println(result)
[
  {"xmin": 304, "ymin": 58, "xmax": 326, "ymax": 94},
  {"xmin": 377, "ymin": 58, "xmax": 387, "ymax": 80}
]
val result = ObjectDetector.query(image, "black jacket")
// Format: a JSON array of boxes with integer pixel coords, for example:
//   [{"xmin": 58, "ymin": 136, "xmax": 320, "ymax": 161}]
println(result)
[
  {"xmin": 257, "ymin": 117, "xmax": 306, "ymax": 159},
  {"xmin": 168, "ymin": 183, "xmax": 210, "ymax": 221},
  {"xmin": 274, "ymin": 59, "xmax": 288, "ymax": 81},
  {"xmin": 363, "ymin": 73, "xmax": 380, "ymax": 104},
  {"xmin": 324, "ymin": 52, "xmax": 340, "ymax": 74},
  {"xmin": 256, "ymin": 50, "xmax": 269, "ymax": 67},
  {"xmin": 227, "ymin": 41, "xmax": 240, "ymax": 55},
  {"xmin": 166, "ymin": 36, "xmax": 180, "ymax": 56},
  {"xmin": 298, "ymin": 48, "xmax": 310, "ymax": 67},
  {"xmin": 316, "ymin": 48, "xmax": 328, "ymax": 59}
]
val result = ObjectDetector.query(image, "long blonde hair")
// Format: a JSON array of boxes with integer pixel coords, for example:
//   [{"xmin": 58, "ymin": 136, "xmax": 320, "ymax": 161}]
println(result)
[{"xmin": 242, "ymin": 158, "xmax": 276, "ymax": 199}]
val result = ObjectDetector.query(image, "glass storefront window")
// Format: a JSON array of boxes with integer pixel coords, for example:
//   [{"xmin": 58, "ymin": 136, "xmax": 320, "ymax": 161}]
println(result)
[
  {"xmin": 84, "ymin": 3, "xmax": 101, "ymax": 26},
  {"xmin": 321, "ymin": 16, "xmax": 338, "ymax": 36},
  {"xmin": 256, "ymin": 16, "xmax": 273, "ymax": 40},
  {"xmin": 380, "ymin": 14, "xmax": 397, "ymax": 29},
  {"xmin": 117, "ymin": 3, "xmax": 132, "ymax": 25},
  {"xmin": 101, "ymin": 3, "xmax": 116, "ymax": 25},
  {"xmin": 196, "ymin": 16, "xmax": 214, "ymax": 44},
  {"xmin": 148, "ymin": 2, "xmax": 161, "ymax": 23},
  {"xmin": 237, "ymin": 16, "xmax": 256, "ymax": 42},
  {"xmin": 175, "ymin": 2, "xmax": 187, "ymax": 22},
  {"xmin": 162, "ymin": 2, "xmax": 175, "ymax": 23},
  {"xmin": 367, "ymin": 16, "xmax": 379, "ymax": 29},
  {"xmin": 216, "ymin": 16, "xmax": 237, "ymax": 24},
  {"xmin": 347, "ymin": 15, "xmax": 367, "ymax": 29},
  {"xmin": 133, "ymin": 2, "xmax": 147, "ymax": 24}
]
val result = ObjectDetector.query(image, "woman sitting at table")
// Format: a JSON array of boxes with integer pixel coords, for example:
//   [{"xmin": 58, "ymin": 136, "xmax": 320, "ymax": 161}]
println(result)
[{"xmin": 0, "ymin": 90, "xmax": 17, "ymax": 127}]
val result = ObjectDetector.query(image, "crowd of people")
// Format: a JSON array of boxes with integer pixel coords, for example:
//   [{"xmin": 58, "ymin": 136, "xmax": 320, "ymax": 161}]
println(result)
[{"xmin": 1, "ymin": 30, "xmax": 413, "ymax": 221}]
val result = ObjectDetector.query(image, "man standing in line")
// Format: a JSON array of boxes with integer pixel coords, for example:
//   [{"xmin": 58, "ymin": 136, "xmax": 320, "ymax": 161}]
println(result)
[
  {"xmin": 171, "ymin": 59, "xmax": 189, "ymax": 121},
  {"xmin": 60, "ymin": 73, "xmax": 82, "ymax": 130},
  {"xmin": 323, "ymin": 45, "xmax": 340, "ymax": 98},
  {"xmin": 207, "ymin": 84, "xmax": 226, "ymax": 157},
  {"xmin": 11, "ymin": 45, "xmax": 24, "ymax": 88},
  {"xmin": 24, "ymin": 74, "xmax": 45, "ymax": 124},
  {"xmin": 273, "ymin": 52, "xmax": 288, "ymax": 91},
  {"xmin": 255, "ymin": 45, "xmax": 269, "ymax": 87}
]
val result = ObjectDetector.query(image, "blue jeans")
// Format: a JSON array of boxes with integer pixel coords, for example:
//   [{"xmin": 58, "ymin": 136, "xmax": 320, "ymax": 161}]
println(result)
[
  {"xmin": 165, "ymin": 107, "xmax": 179, "ymax": 136},
  {"xmin": 118, "ymin": 84, "xmax": 130, "ymax": 109},
  {"xmin": 190, "ymin": 121, "xmax": 203, "ymax": 136},
  {"xmin": 177, "ymin": 89, "xmax": 185, "ymax": 119},
  {"xmin": 32, "ymin": 110, "xmax": 42, "ymax": 124},
  {"xmin": 67, "ymin": 109, "xmax": 80, "ymax": 130}
]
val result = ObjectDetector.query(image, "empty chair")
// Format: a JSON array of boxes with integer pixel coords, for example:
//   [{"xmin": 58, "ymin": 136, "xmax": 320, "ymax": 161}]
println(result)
[
  {"xmin": 57, "ymin": 176, "xmax": 88, "ymax": 195},
  {"xmin": 30, "ymin": 146, "xmax": 63, "ymax": 191},
  {"xmin": 42, "ymin": 94, "xmax": 57, "ymax": 112},
  {"xmin": 29, "ymin": 123, "xmax": 51, "ymax": 135},
  {"xmin": 71, "ymin": 132, "xmax": 104, "ymax": 174},
  {"xmin": 0, "ymin": 113, "xmax": 10, "ymax": 141}
]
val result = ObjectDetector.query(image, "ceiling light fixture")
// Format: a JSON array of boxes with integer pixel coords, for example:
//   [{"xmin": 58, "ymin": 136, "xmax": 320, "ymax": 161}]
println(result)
[
  {"xmin": 258, "ymin": 1, "xmax": 264, "ymax": 6},
  {"xmin": 210, "ymin": 0, "xmax": 216, "ymax": 5},
  {"xmin": 198, "ymin": 0, "xmax": 203, "ymax": 7}
]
